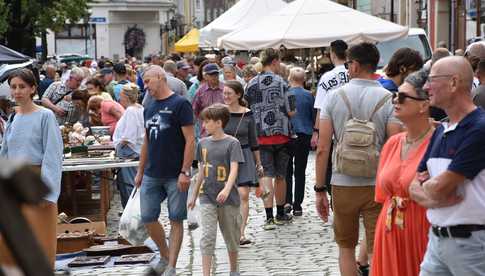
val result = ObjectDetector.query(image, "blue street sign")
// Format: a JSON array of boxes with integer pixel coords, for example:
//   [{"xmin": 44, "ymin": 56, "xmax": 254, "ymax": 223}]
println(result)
[{"xmin": 89, "ymin": 17, "xmax": 107, "ymax": 23}]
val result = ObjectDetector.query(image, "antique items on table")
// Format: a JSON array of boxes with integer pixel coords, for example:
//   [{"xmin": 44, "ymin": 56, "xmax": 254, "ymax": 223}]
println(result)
[
  {"xmin": 114, "ymin": 253, "xmax": 156, "ymax": 265},
  {"xmin": 68, "ymin": 256, "xmax": 110, "ymax": 267}
]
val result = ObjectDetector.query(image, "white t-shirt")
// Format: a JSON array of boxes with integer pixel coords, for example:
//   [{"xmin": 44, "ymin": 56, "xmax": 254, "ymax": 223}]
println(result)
[
  {"xmin": 113, "ymin": 105, "xmax": 145, "ymax": 154},
  {"xmin": 314, "ymin": 64, "xmax": 349, "ymax": 110}
]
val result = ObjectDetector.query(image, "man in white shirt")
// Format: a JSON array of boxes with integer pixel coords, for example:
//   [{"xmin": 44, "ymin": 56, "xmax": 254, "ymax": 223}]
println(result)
[{"xmin": 410, "ymin": 56, "xmax": 485, "ymax": 276}]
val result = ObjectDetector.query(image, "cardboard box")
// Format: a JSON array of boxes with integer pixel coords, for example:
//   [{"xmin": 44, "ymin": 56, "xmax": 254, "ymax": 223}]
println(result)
[{"xmin": 57, "ymin": 221, "xmax": 106, "ymax": 253}]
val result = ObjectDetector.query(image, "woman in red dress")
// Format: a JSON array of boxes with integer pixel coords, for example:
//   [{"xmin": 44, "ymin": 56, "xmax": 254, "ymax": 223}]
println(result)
[{"xmin": 372, "ymin": 70, "xmax": 434, "ymax": 276}]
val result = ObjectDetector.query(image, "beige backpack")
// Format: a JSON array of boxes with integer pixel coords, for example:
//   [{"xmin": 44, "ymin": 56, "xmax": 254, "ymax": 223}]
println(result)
[{"xmin": 334, "ymin": 90, "xmax": 391, "ymax": 178}]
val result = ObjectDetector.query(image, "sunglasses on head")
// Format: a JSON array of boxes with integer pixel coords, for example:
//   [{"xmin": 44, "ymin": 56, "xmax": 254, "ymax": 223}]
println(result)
[{"xmin": 392, "ymin": 92, "xmax": 428, "ymax": 104}]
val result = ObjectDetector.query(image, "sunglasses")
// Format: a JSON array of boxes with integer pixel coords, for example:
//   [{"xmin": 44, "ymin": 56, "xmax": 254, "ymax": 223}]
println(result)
[
  {"xmin": 392, "ymin": 92, "xmax": 428, "ymax": 104},
  {"xmin": 344, "ymin": 60, "xmax": 354, "ymax": 70}
]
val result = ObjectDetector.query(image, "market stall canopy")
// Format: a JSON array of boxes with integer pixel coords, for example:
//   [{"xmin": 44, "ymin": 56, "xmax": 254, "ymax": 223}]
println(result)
[
  {"xmin": 199, "ymin": 0, "xmax": 287, "ymax": 48},
  {"xmin": 0, "ymin": 44, "xmax": 32, "ymax": 64},
  {"xmin": 218, "ymin": 0, "xmax": 409, "ymax": 50},
  {"xmin": 175, "ymin": 28, "xmax": 200, "ymax": 52}
]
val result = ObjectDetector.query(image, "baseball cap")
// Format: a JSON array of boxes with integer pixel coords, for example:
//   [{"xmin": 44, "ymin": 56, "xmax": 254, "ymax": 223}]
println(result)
[
  {"xmin": 113, "ymin": 63, "xmax": 127, "ymax": 74},
  {"xmin": 100, "ymin": 68, "xmax": 113, "ymax": 75},
  {"xmin": 221, "ymin": 56, "xmax": 235, "ymax": 65},
  {"xmin": 177, "ymin": 61, "xmax": 191, "ymax": 70},
  {"xmin": 203, "ymin": 63, "xmax": 220, "ymax": 75}
]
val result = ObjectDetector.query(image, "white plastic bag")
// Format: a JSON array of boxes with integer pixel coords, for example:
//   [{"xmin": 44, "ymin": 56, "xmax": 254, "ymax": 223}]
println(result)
[
  {"xmin": 187, "ymin": 174, "xmax": 200, "ymax": 230},
  {"xmin": 119, "ymin": 188, "xmax": 148, "ymax": 245}
]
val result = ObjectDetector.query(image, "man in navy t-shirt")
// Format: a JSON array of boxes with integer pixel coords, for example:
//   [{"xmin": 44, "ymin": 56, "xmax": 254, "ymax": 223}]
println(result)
[
  {"xmin": 134, "ymin": 65, "xmax": 195, "ymax": 276},
  {"xmin": 409, "ymin": 56, "xmax": 485, "ymax": 276}
]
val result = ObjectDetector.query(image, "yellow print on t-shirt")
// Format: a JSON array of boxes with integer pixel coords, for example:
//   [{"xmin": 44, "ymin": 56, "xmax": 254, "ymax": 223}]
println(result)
[{"xmin": 202, "ymin": 147, "xmax": 227, "ymax": 183}]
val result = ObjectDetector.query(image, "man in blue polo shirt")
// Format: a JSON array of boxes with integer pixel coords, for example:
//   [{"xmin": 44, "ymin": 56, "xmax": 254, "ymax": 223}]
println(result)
[{"xmin": 409, "ymin": 56, "xmax": 485, "ymax": 276}]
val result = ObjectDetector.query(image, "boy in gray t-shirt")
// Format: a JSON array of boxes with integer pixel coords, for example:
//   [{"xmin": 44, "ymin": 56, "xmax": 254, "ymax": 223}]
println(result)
[{"xmin": 188, "ymin": 103, "xmax": 244, "ymax": 276}]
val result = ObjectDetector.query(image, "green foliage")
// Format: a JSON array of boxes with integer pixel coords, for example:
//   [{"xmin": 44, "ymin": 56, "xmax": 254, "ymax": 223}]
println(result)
[
  {"xmin": 0, "ymin": 0, "xmax": 89, "ymax": 36},
  {"xmin": 0, "ymin": 0, "xmax": 8, "ymax": 34}
]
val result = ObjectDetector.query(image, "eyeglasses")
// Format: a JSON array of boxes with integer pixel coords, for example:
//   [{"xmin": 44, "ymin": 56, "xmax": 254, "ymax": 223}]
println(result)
[
  {"xmin": 426, "ymin": 74, "xmax": 453, "ymax": 83},
  {"xmin": 344, "ymin": 60, "xmax": 354, "ymax": 70},
  {"xmin": 392, "ymin": 92, "xmax": 428, "ymax": 104}
]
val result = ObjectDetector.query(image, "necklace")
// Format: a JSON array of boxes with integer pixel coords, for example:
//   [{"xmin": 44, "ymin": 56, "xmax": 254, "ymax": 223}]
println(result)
[{"xmin": 405, "ymin": 126, "xmax": 432, "ymax": 145}]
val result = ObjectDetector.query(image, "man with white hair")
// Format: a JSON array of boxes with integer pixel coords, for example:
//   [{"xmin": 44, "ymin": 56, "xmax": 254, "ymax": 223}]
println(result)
[
  {"xmin": 42, "ymin": 67, "xmax": 85, "ymax": 124},
  {"xmin": 135, "ymin": 65, "xmax": 195, "ymax": 276}
]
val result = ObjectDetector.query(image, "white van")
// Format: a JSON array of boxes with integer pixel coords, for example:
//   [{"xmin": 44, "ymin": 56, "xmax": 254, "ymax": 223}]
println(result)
[{"xmin": 376, "ymin": 28, "xmax": 432, "ymax": 69}]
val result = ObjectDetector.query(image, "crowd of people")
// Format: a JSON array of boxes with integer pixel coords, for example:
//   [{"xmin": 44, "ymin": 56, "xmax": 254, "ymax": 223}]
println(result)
[{"xmin": 0, "ymin": 38, "xmax": 484, "ymax": 276}]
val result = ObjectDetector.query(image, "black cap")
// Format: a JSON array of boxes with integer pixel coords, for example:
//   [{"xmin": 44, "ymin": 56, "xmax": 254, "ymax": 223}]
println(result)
[
  {"xmin": 113, "ymin": 63, "xmax": 127, "ymax": 74},
  {"xmin": 100, "ymin": 68, "xmax": 113, "ymax": 75}
]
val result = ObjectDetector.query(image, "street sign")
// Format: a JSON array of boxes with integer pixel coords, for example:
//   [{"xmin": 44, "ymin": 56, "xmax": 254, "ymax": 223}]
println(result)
[{"xmin": 89, "ymin": 17, "xmax": 107, "ymax": 24}]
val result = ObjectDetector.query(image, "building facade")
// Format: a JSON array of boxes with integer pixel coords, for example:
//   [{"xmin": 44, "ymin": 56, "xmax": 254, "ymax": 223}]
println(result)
[{"xmin": 47, "ymin": 0, "xmax": 176, "ymax": 60}]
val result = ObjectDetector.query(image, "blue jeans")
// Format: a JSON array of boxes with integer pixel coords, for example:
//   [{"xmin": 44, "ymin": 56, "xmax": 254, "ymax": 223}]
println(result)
[
  {"xmin": 115, "ymin": 144, "xmax": 139, "ymax": 208},
  {"xmin": 420, "ymin": 228, "xmax": 485, "ymax": 276},
  {"xmin": 140, "ymin": 175, "xmax": 187, "ymax": 223}
]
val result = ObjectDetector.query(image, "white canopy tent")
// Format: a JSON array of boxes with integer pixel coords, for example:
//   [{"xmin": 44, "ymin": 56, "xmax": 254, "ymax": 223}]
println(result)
[
  {"xmin": 218, "ymin": 0, "xmax": 409, "ymax": 50},
  {"xmin": 199, "ymin": 0, "xmax": 287, "ymax": 48}
]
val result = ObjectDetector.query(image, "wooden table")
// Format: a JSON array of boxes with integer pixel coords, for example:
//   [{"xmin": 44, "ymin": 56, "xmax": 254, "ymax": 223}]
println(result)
[{"xmin": 60, "ymin": 160, "xmax": 139, "ymax": 222}]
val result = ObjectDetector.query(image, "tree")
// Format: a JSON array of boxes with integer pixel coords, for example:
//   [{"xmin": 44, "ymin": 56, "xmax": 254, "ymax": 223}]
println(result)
[{"xmin": 0, "ymin": 0, "xmax": 89, "ymax": 59}]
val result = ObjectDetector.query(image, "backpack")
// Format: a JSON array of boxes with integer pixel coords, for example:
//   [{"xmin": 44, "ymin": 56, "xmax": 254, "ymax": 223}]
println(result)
[{"xmin": 334, "ymin": 90, "xmax": 391, "ymax": 178}]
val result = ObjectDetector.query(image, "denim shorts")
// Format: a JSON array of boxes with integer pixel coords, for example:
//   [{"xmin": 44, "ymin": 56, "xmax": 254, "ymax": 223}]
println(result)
[
  {"xmin": 260, "ymin": 144, "xmax": 290, "ymax": 178},
  {"xmin": 140, "ymin": 175, "xmax": 188, "ymax": 223}
]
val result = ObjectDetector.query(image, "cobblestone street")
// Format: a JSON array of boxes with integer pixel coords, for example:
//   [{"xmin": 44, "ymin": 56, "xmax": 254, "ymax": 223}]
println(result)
[{"xmin": 107, "ymin": 153, "xmax": 342, "ymax": 275}]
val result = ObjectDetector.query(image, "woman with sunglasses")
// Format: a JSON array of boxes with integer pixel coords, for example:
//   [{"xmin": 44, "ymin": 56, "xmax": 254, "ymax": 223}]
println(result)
[{"xmin": 372, "ymin": 69, "xmax": 434, "ymax": 276}]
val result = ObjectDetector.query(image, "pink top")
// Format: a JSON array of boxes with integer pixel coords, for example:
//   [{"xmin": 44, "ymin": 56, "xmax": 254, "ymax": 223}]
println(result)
[{"xmin": 100, "ymin": 100, "xmax": 125, "ymax": 134}]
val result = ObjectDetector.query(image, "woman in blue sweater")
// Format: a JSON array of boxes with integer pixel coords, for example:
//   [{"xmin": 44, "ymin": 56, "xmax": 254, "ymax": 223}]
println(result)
[{"xmin": 0, "ymin": 68, "xmax": 63, "ymax": 267}]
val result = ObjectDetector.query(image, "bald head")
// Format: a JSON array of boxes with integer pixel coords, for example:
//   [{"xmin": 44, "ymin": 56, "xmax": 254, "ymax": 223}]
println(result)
[
  {"xmin": 144, "ymin": 65, "xmax": 166, "ymax": 79},
  {"xmin": 45, "ymin": 64, "xmax": 57, "ymax": 79},
  {"xmin": 431, "ymin": 56, "xmax": 474, "ymax": 91}
]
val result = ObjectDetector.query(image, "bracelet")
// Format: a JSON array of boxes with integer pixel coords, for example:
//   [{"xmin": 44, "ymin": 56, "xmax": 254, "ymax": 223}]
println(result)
[
  {"xmin": 314, "ymin": 185, "xmax": 327, "ymax": 193},
  {"xmin": 313, "ymin": 128, "xmax": 319, "ymax": 133}
]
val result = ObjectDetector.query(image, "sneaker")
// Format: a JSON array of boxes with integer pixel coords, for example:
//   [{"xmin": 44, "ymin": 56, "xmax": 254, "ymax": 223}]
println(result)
[
  {"xmin": 154, "ymin": 258, "xmax": 168, "ymax": 275},
  {"xmin": 229, "ymin": 272, "xmax": 241, "ymax": 276},
  {"xmin": 188, "ymin": 222, "xmax": 199, "ymax": 230},
  {"xmin": 275, "ymin": 213, "xmax": 293, "ymax": 225},
  {"xmin": 293, "ymin": 209, "xmax": 302, "ymax": 216},
  {"xmin": 163, "ymin": 266, "xmax": 176, "ymax": 276},
  {"xmin": 284, "ymin": 204, "xmax": 292, "ymax": 214},
  {"xmin": 262, "ymin": 218, "xmax": 277, "ymax": 230}
]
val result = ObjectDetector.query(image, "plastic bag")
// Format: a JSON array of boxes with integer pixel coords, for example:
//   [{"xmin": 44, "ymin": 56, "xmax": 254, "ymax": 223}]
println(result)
[
  {"xmin": 187, "ymin": 174, "xmax": 200, "ymax": 230},
  {"xmin": 119, "ymin": 188, "xmax": 149, "ymax": 245}
]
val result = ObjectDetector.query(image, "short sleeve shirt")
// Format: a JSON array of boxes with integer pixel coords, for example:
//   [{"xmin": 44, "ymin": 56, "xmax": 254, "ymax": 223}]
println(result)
[
  {"xmin": 196, "ymin": 136, "xmax": 244, "ymax": 206},
  {"xmin": 320, "ymin": 78, "xmax": 399, "ymax": 186},
  {"xmin": 314, "ymin": 65, "xmax": 349, "ymax": 110},
  {"xmin": 42, "ymin": 81, "xmax": 77, "ymax": 125},
  {"xmin": 143, "ymin": 93, "xmax": 194, "ymax": 178},
  {"xmin": 245, "ymin": 71, "xmax": 295, "ymax": 138},
  {"xmin": 418, "ymin": 108, "xmax": 485, "ymax": 226}
]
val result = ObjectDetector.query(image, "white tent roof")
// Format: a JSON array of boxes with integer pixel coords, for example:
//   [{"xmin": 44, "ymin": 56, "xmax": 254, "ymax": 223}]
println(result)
[
  {"xmin": 199, "ymin": 0, "xmax": 287, "ymax": 48},
  {"xmin": 218, "ymin": 0, "xmax": 409, "ymax": 50}
]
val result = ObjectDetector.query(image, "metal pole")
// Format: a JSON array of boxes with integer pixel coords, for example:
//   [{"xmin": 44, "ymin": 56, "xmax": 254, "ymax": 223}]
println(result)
[
  {"xmin": 391, "ymin": 0, "xmax": 395, "ymax": 22},
  {"xmin": 478, "ymin": 0, "xmax": 482, "ymax": 37},
  {"xmin": 451, "ymin": 0, "xmax": 456, "ymax": 52}
]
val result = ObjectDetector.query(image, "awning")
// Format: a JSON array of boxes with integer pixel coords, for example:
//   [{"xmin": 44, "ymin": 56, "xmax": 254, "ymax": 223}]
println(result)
[{"xmin": 174, "ymin": 29, "xmax": 200, "ymax": 53}]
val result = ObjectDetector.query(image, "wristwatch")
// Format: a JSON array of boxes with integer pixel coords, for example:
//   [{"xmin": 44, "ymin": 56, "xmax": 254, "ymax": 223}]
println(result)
[
  {"xmin": 313, "ymin": 128, "xmax": 319, "ymax": 133},
  {"xmin": 314, "ymin": 185, "xmax": 328, "ymax": 193},
  {"xmin": 180, "ymin": 170, "xmax": 191, "ymax": 177}
]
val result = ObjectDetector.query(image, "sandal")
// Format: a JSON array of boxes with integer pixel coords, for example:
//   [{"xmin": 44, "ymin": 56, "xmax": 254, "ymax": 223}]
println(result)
[{"xmin": 239, "ymin": 237, "xmax": 252, "ymax": 245}]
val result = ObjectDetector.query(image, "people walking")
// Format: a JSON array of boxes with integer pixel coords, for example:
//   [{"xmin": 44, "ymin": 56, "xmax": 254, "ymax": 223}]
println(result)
[
  {"xmin": 134, "ymin": 65, "xmax": 195, "ymax": 276},
  {"xmin": 285, "ymin": 67, "xmax": 314, "ymax": 216},
  {"xmin": 245, "ymin": 48, "xmax": 296, "ymax": 229},
  {"xmin": 223, "ymin": 80, "xmax": 262, "ymax": 245},
  {"xmin": 315, "ymin": 42, "xmax": 401, "ymax": 276},
  {"xmin": 188, "ymin": 103, "xmax": 244, "ymax": 276}
]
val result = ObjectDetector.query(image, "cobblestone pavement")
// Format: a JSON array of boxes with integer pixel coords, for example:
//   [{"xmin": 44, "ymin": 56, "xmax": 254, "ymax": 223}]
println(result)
[{"xmin": 108, "ymin": 153, "xmax": 342, "ymax": 275}]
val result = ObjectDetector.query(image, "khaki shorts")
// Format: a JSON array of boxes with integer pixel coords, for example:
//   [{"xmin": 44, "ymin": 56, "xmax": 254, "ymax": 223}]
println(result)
[
  {"xmin": 332, "ymin": 185, "xmax": 381, "ymax": 252},
  {"xmin": 200, "ymin": 204, "xmax": 241, "ymax": 255}
]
